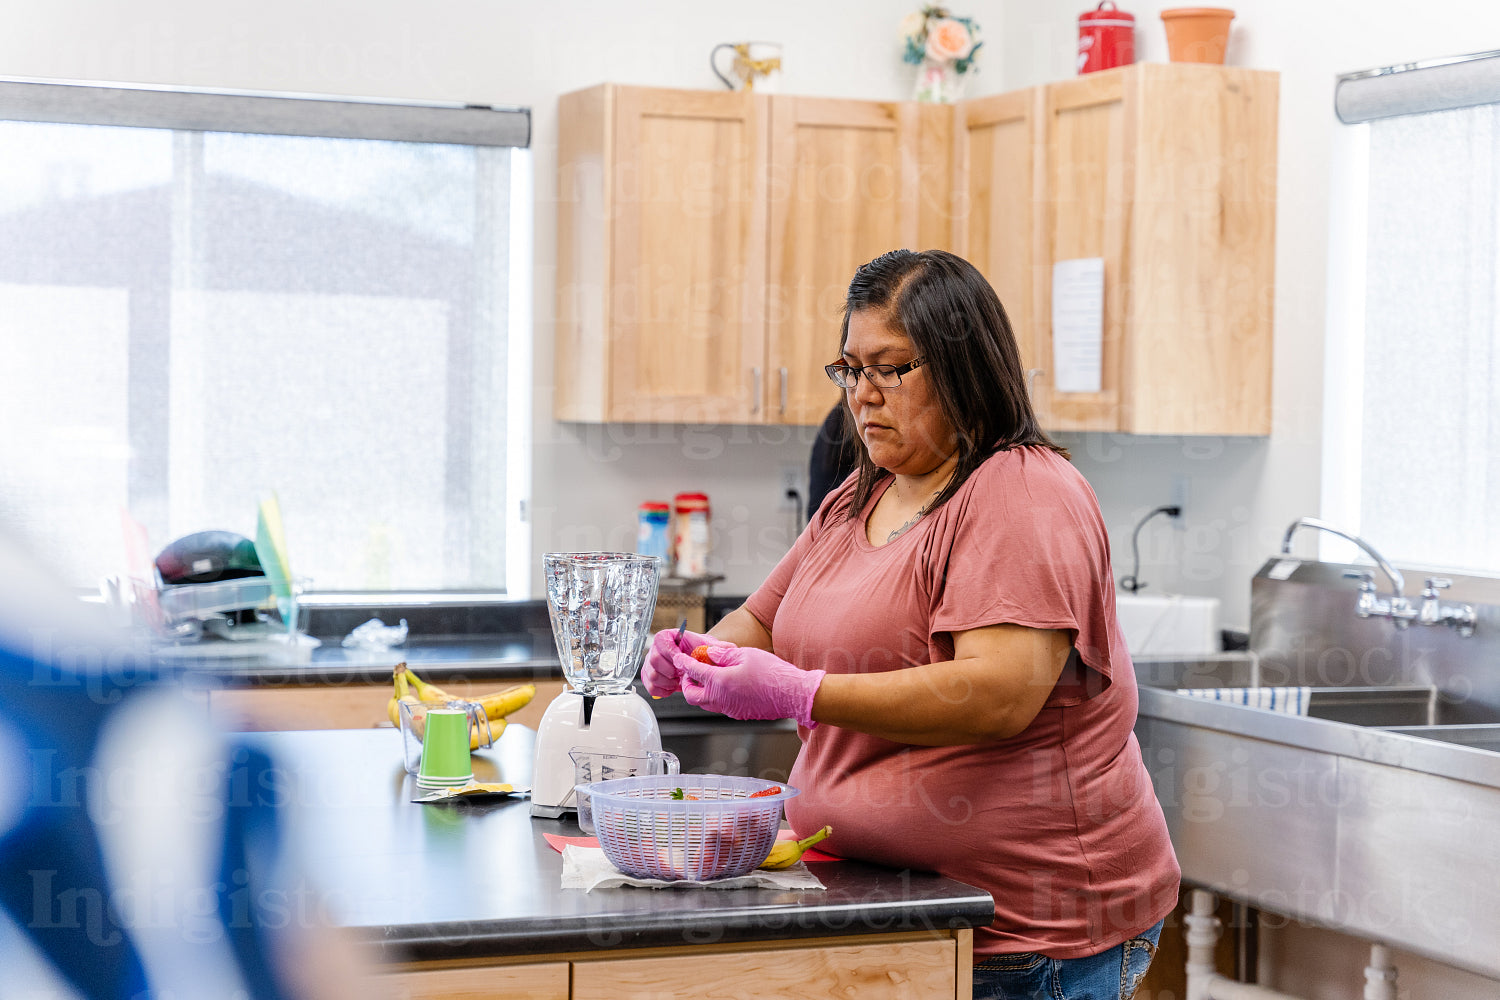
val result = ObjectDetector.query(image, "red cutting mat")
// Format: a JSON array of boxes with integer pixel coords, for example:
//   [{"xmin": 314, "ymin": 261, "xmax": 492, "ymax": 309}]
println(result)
[{"xmin": 543, "ymin": 831, "xmax": 839, "ymax": 862}]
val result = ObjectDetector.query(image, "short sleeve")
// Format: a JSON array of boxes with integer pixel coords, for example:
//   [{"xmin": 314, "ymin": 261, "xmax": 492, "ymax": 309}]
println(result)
[{"xmin": 927, "ymin": 450, "xmax": 1120, "ymax": 703}]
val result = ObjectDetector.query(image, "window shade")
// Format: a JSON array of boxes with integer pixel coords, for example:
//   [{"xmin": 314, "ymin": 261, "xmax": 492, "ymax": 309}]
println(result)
[
  {"xmin": 1336, "ymin": 49, "xmax": 1500, "ymax": 124},
  {"xmin": 0, "ymin": 76, "xmax": 530, "ymax": 146},
  {"xmin": 1332, "ymin": 46, "xmax": 1500, "ymax": 574},
  {"xmin": 0, "ymin": 81, "xmax": 530, "ymax": 591}
]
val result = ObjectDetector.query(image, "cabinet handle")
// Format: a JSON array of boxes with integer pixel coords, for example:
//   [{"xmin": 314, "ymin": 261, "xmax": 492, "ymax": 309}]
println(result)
[
  {"xmin": 751, "ymin": 367, "xmax": 762, "ymax": 415},
  {"xmin": 778, "ymin": 367, "xmax": 788, "ymax": 415},
  {"xmin": 1026, "ymin": 368, "xmax": 1044, "ymax": 399}
]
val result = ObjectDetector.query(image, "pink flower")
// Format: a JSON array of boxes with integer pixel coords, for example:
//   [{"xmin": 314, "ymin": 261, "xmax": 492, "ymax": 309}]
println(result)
[{"xmin": 925, "ymin": 18, "xmax": 974, "ymax": 62}]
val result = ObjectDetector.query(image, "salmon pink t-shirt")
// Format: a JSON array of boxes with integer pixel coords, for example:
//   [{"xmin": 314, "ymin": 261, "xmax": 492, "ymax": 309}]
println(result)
[{"xmin": 744, "ymin": 446, "xmax": 1180, "ymax": 959}]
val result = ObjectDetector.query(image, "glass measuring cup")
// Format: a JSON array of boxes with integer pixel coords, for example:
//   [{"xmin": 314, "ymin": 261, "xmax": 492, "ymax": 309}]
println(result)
[
  {"xmin": 570, "ymin": 748, "xmax": 680, "ymax": 835},
  {"xmin": 397, "ymin": 699, "xmax": 493, "ymax": 776}
]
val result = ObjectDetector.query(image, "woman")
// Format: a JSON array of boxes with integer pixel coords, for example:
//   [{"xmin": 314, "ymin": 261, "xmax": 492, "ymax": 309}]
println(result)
[{"xmin": 644, "ymin": 249, "xmax": 1179, "ymax": 999}]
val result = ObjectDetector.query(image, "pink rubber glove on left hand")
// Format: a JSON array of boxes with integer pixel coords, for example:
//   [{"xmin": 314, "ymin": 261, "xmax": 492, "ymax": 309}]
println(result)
[
  {"xmin": 675, "ymin": 645, "xmax": 825, "ymax": 729},
  {"xmin": 643, "ymin": 628, "xmax": 730, "ymax": 698}
]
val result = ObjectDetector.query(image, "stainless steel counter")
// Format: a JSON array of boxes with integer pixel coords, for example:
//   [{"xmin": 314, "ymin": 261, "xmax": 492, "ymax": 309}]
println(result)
[{"xmin": 1134, "ymin": 558, "xmax": 1500, "ymax": 980}]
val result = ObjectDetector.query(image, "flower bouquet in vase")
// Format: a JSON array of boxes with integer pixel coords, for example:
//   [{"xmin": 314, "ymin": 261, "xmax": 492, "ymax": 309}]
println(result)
[{"xmin": 901, "ymin": 5, "xmax": 982, "ymax": 103}]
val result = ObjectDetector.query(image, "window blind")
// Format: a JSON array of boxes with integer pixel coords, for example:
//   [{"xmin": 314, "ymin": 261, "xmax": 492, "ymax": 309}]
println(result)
[{"xmin": 1336, "ymin": 49, "xmax": 1500, "ymax": 124}]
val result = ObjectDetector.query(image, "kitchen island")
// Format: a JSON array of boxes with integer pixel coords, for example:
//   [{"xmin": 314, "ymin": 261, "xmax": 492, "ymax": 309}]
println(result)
[{"xmin": 246, "ymin": 727, "xmax": 993, "ymax": 999}]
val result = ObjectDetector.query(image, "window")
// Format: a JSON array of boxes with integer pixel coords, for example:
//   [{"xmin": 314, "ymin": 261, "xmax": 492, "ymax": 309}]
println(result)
[
  {"xmin": 1325, "ymin": 54, "xmax": 1500, "ymax": 573},
  {"xmin": 0, "ymin": 80, "xmax": 532, "ymax": 593}
]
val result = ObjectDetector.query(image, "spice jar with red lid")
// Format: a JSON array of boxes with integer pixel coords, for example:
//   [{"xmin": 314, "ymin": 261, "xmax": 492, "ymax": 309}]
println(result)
[{"xmin": 671, "ymin": 493, "xmax": 711, "ymax": 578}]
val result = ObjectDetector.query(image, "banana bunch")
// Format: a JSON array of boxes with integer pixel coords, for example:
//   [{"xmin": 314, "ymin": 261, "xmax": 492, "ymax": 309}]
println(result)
[{"xmin": 386, "ymin": 662, "xmax": 535, "ymax": 751}]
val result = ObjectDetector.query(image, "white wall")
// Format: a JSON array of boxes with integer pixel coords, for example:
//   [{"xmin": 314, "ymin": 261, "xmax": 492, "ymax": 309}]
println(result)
[
  {"xmin": 0, "ymin": 0, "xmax": 1016, "ymax": 598},
  {"xmin": 1003, "ymin": 1, "xmax": 1500, "ymax": 994}
]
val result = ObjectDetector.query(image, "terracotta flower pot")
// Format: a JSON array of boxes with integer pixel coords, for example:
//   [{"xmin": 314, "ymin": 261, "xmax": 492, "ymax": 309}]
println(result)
[{"xmin": 1160, "ymin": 7, "xmax": 1235, "ymax": 64}]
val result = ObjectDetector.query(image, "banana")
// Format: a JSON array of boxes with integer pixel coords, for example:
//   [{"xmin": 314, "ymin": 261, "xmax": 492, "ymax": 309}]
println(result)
[
  {"xmin": 468, "ymin": 715, "xmax": 505, "ymax": 750},
  {"xmin": 387, "ymin": 665, "xmax": 532, "ymax": 752},
  {"xmin": 392, "ymin": 664, "xmax": 514, "ymax": 748},
  {"xmin": 474, "ymin": 683, "xmax": 535, "ymax": 721},
  {"xmin": 758, "ymin": 825, "xmax": 832, "ymax": 870},
  {"xmin": 387, "ymin": 664, "xmax": 416, "ymax": 727},
  {"xmin": 403, "ymin": 665, "xmax": 455, "ymax": 704},
  {"xmin": 408, "ymin": 664, "xmax": 535, "ymax": 721}
]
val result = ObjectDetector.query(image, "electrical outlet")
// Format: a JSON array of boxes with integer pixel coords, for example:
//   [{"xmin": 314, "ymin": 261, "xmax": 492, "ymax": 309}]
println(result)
[
  {"xmin": 1169, "ymin": 475, "xmax": 1189, "ymax": 528},
  {"xmin": 779, "ymin": 464, "xmax": 802, "ymax": 510}
]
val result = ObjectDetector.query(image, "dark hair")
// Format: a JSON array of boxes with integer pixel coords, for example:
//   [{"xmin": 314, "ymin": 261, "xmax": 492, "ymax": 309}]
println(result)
[{"xmin": 837, "ymin": 248, "xmax": 1067, "ymax": 519}]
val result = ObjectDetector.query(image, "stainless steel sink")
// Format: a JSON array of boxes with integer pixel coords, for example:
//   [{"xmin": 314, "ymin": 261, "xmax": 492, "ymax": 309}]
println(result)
[
  {"xmin": 1133, "ymin": 653, "xmax": 1439, "ymax": 726},
  {"xmin": 1379, "ymin": 723, "xmax": 1500, "ymax": 751},
  {"xmin": 1303, "ymin": 685, "xmax": 1435, "ymax": 726},
  {"xmin": 1130, "ymin": 556, "xmax": 1500, "ymax": 982}
]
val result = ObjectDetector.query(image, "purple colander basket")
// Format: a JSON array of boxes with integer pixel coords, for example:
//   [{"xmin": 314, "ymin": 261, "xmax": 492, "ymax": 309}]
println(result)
[{"xmin": 584, "ymin": 773, "xmax": 800, "ymax": 881}]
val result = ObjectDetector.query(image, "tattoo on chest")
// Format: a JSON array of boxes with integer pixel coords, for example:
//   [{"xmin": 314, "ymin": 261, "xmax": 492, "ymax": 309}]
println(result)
[{"xmin": 886, "ymin": 512, "xmax": 923, "ymax": 543}]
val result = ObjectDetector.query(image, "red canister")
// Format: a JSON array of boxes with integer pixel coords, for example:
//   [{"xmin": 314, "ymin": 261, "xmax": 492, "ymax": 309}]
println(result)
[{"xmin": 1077, "ymin": 1, "xmax": 1135, "ymax": 74}]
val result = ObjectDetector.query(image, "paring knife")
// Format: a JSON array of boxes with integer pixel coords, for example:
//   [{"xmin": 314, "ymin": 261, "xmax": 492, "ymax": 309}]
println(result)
[{"xmin": 652, "ymin": 618, "xmax": 688, "ymax": 700}]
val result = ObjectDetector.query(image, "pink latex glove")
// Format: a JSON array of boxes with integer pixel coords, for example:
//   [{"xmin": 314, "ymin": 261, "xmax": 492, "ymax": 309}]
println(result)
[
  {"xmin": 675, "ymin": 645, "xmax": 826, "ymax": 729},
  {"xmin": 642, "ymin": 628, "xmax": 730, "ymax": 698}
]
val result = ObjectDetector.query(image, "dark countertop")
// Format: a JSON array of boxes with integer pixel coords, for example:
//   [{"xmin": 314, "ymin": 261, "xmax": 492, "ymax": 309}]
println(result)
[
  {"xmin": 169, "ymin": 594, "xmax": 751, "ymax": 687},
  {"xmin": 245, "ymin": 727, "xmax": 994, "ymax": 963},
  {"xmin": 180, "ymin": 635, "xmax": 562, "ymax": 687}
]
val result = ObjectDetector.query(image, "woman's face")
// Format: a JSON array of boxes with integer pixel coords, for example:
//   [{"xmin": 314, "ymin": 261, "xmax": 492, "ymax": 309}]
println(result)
[{"xmin": 841, "ymin": 309, "xmax": 958, "ymax": 477}]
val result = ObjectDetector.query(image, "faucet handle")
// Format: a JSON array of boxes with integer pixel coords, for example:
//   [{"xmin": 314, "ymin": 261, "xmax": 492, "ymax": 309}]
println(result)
[
  {"xmin": 1423, "ymin": 576, "xmax": 1452, "ymax": 596},
  {"xmin": 1352, "ymin": 571, "xmax": 1378, "ymax": 616}
]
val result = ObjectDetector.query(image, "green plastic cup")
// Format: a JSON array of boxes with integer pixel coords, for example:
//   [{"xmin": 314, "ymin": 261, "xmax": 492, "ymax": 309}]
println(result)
[{"xmin": 417, "ymin": 708, "xmax": 473, "ymax": 789}]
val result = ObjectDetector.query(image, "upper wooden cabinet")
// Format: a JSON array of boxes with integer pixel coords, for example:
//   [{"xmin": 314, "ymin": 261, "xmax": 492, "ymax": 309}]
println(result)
[
  {"xmin": 964, "ymin": 63, "xmax": 1277, "ymax": 435},
  {"xmin": 953, "ymin": 87, "xmax": 1044, "ymax": 388},
  {"xmin": 556, "ymin": 86, "xmax": 766, "ymax": 423},
  {"xmin": 768, "ymin": 97, "xmax": 954, "ymax": 423},
  {"xmin": 558, "ymin": 66, "xmax": 1276, "ymax": 434},
  {"xmin": 555, "ymin": 85, "xmax": 951, "ymax": 425}
]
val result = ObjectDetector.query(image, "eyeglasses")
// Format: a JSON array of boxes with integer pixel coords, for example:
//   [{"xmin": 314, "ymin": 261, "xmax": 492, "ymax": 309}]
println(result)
[{"xmin": 824, "ymin": 357, "xmax": 927, "ymax": 389}]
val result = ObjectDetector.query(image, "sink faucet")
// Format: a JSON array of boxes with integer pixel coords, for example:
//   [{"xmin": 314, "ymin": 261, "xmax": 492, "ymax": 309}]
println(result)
[
  {"xmin": 1279, "ymin": 518, "xmax": 1476, "ymax": 636},
  {"xmin": 1418, "ymin": 576, "xmax": 1478, "ymax": 638},
  {"xmin": 1280, "ymin": 517, "xmax": 1415, "ymax": 628}
]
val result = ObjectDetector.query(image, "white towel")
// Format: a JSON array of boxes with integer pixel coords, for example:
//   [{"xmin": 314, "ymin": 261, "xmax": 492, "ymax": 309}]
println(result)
[
  {"xmin": 560, "ymin": 845, "xmax": 826, "ymax": 892},
  {"xmin": 1177, "ymin": 686, "xmax": 1312, "ymax": 716}
]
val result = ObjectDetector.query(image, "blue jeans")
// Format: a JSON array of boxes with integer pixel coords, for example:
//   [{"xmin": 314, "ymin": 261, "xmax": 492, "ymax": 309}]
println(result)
[{"xmin": 972, "ymin": 920, "xmax": 1164, "ymax": 1000}]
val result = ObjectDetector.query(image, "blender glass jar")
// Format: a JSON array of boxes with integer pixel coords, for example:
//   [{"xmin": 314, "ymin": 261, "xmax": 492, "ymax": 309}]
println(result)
[{"xmin": 543, "ymin": 551, "xmax": 661, "ymax": 694}]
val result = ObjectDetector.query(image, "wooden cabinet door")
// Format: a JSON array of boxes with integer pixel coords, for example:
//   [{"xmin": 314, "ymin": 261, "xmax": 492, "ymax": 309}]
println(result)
[
  {"xmin": 572, "ymin": 938, "xmax": 958, "ymax": 1000},
  {"xmin": 953, "ymin": 88, "xmax": 1043, "ymax": 389},
  {"xmin": 1033, "ymin": 71, "xmax": 1130, "ymax": 431},
  {"xmin": 383, "ymin": 963, "xmax": 568, "ymax": 1000},
  {"xmin": 766, "ymin": 97, "xmax": 937, "ymax": 426},
  {"xmin": 608, "ymin": 87, "xmax": 768, "ymax": 423},
  {"xmin": 1124, "ymin": 64, "xmax": 1276, "ymax": 435}
]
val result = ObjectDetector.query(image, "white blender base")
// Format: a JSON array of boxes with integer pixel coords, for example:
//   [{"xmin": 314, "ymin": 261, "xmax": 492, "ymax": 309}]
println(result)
[{"xmin": 530, "ymin": 689, "xmax": 662, "ymax": 818}]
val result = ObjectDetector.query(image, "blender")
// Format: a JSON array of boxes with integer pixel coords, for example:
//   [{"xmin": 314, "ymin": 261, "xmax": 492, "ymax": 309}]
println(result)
[{"xmin": 531, "ymin": 552, "xmax": 663, "ymax": 818}]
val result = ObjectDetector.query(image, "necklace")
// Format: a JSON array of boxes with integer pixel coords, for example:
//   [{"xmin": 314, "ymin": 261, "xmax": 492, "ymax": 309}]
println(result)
[{"xmin": 882, "ymin": 459, "xmax": 957, "ymax": 543}]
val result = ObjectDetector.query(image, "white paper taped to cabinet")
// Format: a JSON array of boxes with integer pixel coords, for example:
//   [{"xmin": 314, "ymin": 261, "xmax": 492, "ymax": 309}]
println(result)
[{"xmin": 1178, "ymin": 687, "xmax": 1312, "ymax": 715}]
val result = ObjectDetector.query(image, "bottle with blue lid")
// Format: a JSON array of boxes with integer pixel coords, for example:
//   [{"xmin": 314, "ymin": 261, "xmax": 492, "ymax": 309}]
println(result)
[{"xmin": 636, "ymin": 501, "xmax": 672, "ymax": 565}]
